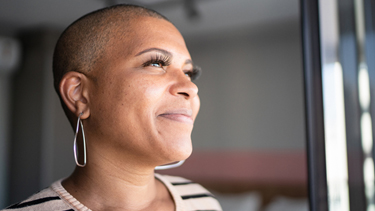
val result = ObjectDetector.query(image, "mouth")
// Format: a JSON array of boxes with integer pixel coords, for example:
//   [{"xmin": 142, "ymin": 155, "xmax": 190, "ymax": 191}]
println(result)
[{"xmin": 158, "ymin": 109, "xmax": 194, "ymax": 124}]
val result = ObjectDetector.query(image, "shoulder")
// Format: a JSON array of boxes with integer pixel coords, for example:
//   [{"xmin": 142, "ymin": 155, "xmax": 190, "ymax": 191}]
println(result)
[
  {"xmin": 2, "ymin": 183, "xmax": 74, "ymax": 211},
  {"xmin": 155, "ymin": 174, "xmax": 222, "ymax": 211}
]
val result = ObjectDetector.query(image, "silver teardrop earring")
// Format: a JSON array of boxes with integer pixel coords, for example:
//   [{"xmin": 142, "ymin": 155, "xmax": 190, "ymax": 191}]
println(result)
[
  {"xmin": 74, "ymin": 112, "xmax": 87, "ymax": 167},
  {"xmin": 155, "ymin": 160, "xmax": 185, "ymax": 170}
]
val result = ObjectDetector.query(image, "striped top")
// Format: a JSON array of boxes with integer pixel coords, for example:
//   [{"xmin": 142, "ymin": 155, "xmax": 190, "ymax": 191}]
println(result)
[{"xmin": 2, "ymin": 174, "xmax": 222, "ymax": 211}]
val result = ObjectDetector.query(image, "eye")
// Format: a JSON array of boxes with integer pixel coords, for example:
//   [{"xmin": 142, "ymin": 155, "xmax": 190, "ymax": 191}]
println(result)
[
  {"xmin": 184, "ymin": 71, "xmax": 193, "ymax": 79},
  {"xmin": 150, "ymin": 62, "xmax": 163, "ymax": 68},
  {"xmin": 142, "ymin": 54, "xmax": 171, "ymax": 69},
  {"xmin": 184, "ymin": 66, "xmax": 202, "ymax": 81}
]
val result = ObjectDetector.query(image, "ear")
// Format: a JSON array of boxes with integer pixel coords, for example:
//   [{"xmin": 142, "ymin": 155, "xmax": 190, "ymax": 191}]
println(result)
[{"xmin": 59, "ymin": 71, "xmax": 90, "ymax": 119}]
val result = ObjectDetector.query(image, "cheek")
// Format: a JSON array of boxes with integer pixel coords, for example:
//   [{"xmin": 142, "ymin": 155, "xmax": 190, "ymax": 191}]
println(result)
[
  {"xmin": 90, "ymin": 70, "xmax": 168, "ymax": 129},
  {"xmin": 109, "ymin": 76, "xmax": 153, "ymax": 108},
  {"xmin": 111, "ymin": 77, "xmax": 167, "ymax": 132},
  {"xmin": 139, "ymin": 79, "xmax": 168, "ymax": 109}
]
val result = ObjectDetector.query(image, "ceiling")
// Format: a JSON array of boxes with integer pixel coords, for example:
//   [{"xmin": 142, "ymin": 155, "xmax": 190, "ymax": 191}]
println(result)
[{"xmin": 0, "ymin": 0, "xmax": 299, "ymax": 37}]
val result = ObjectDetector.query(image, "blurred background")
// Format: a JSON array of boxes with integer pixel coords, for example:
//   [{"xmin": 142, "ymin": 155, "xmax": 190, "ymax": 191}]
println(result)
[{"xmin": 0, "ymin": 0, "xmax": 307, "ymax": 210}]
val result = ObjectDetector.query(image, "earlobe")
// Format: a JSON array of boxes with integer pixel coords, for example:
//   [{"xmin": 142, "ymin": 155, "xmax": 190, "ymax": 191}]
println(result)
[{"xmin": 59, "ymin": 72, "xmax": 90, "ymax": 119}]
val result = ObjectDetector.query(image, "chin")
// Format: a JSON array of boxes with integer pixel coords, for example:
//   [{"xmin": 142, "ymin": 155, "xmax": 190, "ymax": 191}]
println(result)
[
  {"xmin": 177, "ymin": 144, "xmax": 193, "ymax": 161},
  {"xmin": 161, "ymin": 137, "xmax": 193, "ymax": 164}
]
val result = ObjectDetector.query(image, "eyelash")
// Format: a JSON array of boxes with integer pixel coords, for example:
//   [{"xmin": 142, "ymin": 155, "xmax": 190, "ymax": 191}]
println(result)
[
  {"xmin": 142, "ymin": 54, "xmax": 202, "ymax": 81},
  {"xmin": 142, "ymin": 54, "xmax": 171, "ymax": 68},
  {"xmin": 184, "ymin": 66, "xmax": 202, "ymax": 81}
]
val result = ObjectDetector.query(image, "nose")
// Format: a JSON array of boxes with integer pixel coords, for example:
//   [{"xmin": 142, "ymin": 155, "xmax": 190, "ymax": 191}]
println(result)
[{"xmin": 169, "ymin": 70, "xmax": 199, "ymax": 99}]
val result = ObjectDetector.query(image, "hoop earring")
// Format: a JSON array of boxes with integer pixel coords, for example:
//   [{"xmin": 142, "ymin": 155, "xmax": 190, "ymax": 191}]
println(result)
[
  {"xmin": 74, "ymin": 112, "xmax": 87, "ymax": 167},
  {"xmin": 155, "ymin": 160, "xmax": 185, "ymax": 170}
]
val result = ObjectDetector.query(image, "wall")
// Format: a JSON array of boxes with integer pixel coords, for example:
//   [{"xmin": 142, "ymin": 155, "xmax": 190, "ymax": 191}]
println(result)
[
  {"xmin": 0, "ymin": 74, "xmax": 12, "ymax": 208},
  {"xmin": 187, "ymin": 19, "xmax": 305, "ymax": 150},
  {"xmin": 6, "ymin": 29, "xmax": 75, "ymax": 205}
]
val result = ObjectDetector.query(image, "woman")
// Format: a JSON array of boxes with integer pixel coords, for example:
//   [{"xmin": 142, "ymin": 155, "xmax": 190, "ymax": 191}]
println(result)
[{"xmin": 3, "ymin": 4, "xmax": 222, "ymax": 211}]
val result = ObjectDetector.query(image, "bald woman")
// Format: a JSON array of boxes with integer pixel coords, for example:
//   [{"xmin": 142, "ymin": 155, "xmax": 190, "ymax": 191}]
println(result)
[{"xmin": 3, "ymin": 4, "xmax": 221, "ymax": 211}]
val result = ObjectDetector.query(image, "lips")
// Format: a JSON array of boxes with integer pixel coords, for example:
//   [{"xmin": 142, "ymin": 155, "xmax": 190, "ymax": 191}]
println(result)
[{"xmin": 158, "ymin": 108, "xmax": 194, "ymax": 124}]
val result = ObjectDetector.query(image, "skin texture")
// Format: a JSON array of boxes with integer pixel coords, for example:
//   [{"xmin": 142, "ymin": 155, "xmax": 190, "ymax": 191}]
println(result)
[{"xmin": 59, "ymin": 16, "xmax": 200, "ymax": 211}]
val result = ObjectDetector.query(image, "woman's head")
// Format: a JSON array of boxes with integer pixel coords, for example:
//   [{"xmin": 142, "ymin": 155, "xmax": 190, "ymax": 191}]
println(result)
[{"xmin": 53, "ymin": 4, "xmax": 200, "ymax": 169}]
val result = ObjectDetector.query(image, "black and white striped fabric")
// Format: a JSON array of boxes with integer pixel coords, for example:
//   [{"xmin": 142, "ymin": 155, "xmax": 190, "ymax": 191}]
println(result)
[
  {"xmin": 3, "ymin": 187, "xmax": 74, "ymax": 211},
  {"xmin": 156, "ymin": 174, "xmax": 222, "ymax": 211},
  {"xmin": 2, "ymin": 174, "xmax": 222, "ymax": 211}
]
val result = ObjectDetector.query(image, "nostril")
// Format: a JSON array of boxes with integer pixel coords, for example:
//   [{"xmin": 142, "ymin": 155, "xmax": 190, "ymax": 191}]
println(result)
[{"xmin": 178, "ymin": 92, "xmax": 189, "ymax": 97}]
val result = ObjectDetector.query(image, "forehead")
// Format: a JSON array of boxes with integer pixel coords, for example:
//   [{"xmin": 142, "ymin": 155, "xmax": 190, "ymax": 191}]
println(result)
[{"xmin": 110, "ymin": 16, "xmax": 190, "ymax": 57}]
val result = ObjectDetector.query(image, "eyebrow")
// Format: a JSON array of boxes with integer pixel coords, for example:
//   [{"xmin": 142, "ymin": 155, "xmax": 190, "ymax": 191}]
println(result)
[
  {"xmin": 185, "ymin": 59, "xmax": 193, "ymax": 66},
  {"xmin": 135, "ymin": 47, "xmax": 194, "ymax": 66},
  {"xmin": 135, "ymin": 48, "xmax": 172, "ymax": 57}
]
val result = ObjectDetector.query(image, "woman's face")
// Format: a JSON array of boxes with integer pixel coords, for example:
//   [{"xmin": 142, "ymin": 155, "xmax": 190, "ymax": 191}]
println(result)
[{"xmin": 85, "ymin": 16, "xmax": 200, "ymax": 168}]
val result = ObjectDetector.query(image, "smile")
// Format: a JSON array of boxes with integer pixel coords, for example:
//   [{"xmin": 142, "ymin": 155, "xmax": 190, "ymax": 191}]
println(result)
[{"xmin": 158, "ymin": 109, "xmax": 194, "ymax": 124}]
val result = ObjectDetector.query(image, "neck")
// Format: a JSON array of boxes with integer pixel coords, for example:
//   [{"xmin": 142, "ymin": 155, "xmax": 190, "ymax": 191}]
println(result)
[{"xmin": 62, "ymin": 150, "xmax": 173, "ymax": 211}]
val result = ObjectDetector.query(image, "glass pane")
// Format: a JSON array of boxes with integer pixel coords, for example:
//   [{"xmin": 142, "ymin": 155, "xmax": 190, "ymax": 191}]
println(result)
[{"xmin": 318, "ymin": 0, "xmax": 375, "ymax": 210}]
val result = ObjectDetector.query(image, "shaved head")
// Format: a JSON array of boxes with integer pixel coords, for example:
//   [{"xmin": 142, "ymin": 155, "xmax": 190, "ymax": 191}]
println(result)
[
  {"xmin": 53, "ymin": 4, "xmax": 169, "ymax": 123},
  {"xmin": 53, "ymin": 4, "xmax": 168, "ymax": 92}
]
